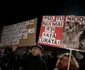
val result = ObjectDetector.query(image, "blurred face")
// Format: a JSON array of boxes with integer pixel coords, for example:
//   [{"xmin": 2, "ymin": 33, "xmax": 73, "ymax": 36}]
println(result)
[
  {"xmin": 69, "ymin": 22, "xmax": 74, "ymax": 28},
  {"xmin": 60, "ymin": 56, "xmax": 69, "ymax": 66},
  {"xmin": 64, "ymin": 23, "xmax": 69, "ymax": 31},
  {"xmin": 31, "ymin": 47, "xmax": 41, "ymax": 56},
  {"xmin": 3, "ymin": 49, "xmax": 10, "ymax": 57},
  {"xmin": 81, "ymin": 39, "xmax": 85, "ymax": 47}
]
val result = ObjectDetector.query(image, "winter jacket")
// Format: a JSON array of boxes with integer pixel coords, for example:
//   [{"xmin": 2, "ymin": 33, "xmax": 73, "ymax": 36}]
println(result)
[{"xmin": 21, "ymin": 52, "xmax": 47, "ymax": 70}]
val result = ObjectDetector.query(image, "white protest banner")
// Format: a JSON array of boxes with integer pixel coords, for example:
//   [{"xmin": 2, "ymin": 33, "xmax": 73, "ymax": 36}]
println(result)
[
  {"xmin": 0, "ymin": 18, "xmax": 37, "ymax": 47},
  {"xmin": 61, "ymin": 16, "xmax": 85, "ymax": 52},
  {"xmin": 38, "ymin": 16, "xmax": 85, "ymax": 52}
]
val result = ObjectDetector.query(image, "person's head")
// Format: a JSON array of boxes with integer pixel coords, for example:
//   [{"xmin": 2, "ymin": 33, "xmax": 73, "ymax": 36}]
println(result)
[
  {"xmin": 31, "ymin": 44, "xmax": 43, "ymax": 56},
  {"xmin": 56, "ymin": 53, "xmax": 79, "ymax": 70},
  {"xmin": 60, "ymin": 55, "xmax": 69, "ymax": 66},
  {"xmin": 3, "ymin": 47, "xmax": 12, "ymax": 57},
  {"xmin": 79, "ymin": 31, "xmax": 85, "ymax": 49},
  {"xmin": 64, "ymin": 22, "xmax": 70, "ymax": 31},
  {"xmin": 57, "ymin": 53, "xmax": 69, "ymax": 68}
]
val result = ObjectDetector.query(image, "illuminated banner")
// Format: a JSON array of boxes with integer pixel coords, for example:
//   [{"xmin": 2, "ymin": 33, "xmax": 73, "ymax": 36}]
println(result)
[
  {"xmin": 38, "ymin": 16, "xmax": 85, "ymax": 52},
  {"xmin": 38, "ymin": 16, "xmax": 64, "ymax": 47},
  {"xmin": 0, "ymin": 18, "xmax": 37, "ymax": 47},
  {"xmin": 62, "ymin": 16, "xmax": 85, "ymax": 52}
]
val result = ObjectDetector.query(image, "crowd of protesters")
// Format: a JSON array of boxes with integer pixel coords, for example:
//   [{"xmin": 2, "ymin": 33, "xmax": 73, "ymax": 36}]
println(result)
[{"xmin": 0, "ymin": 44, "xmax": 85, "ymax": 70}]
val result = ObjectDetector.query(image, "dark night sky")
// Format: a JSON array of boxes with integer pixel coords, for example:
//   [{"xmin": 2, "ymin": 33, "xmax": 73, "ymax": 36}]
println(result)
[
  {"xmin": 1, "ymin": 3, "xmax": 85, "ymax": 26},
  {"xmin": 1, "ymin": 2, "xmax": 85, "ymax": 41},
  {"xmin": 1, "ymin": 2, "xmax": 85, "ymax": 26}
]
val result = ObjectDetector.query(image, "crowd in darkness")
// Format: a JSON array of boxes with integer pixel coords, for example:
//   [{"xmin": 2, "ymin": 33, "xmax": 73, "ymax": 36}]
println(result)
[{"xmin": 0, "ymin": 45, "xmax": 85, "ymax": 70}]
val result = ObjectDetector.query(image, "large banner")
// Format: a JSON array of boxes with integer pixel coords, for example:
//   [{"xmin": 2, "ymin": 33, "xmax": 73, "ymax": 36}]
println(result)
[
  {"xmin": 38, "ymin": 16, "xmax": 64, "ymax": 47},
  {"xmin": 0, "ymin": 18, "xmax": 37, "ymax": 47},
  {"xmin": 62, "ymin": 16, "xmax": 85, "ymax": 51},
  {"xmin": 38, "ymin": 16, "xmax": 85, "ymax": 52}
]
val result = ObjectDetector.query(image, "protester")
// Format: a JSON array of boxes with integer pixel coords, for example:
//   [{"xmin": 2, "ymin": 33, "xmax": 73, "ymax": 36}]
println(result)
[
  {"xmin": 21, "ymin": 44, "xmax": 48, "ymax": 70},
  {"xmin": 1, "ymin": 47, "xmax": 13, "ymax": 70},
  {"xmin": 54, "ymin": 53, "xmax": 79, "ymax": 70}
]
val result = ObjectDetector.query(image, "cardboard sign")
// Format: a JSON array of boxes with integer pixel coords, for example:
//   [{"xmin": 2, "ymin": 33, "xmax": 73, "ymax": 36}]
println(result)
[{"xmin": 0, "ymin": 18, "xmax": 37, "ymax": 47}]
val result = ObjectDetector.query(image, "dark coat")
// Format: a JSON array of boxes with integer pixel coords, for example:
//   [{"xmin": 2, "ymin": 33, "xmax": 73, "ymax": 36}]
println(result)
[
  {"xmin": 21, "ymin": 52, "xmax": 47, "ymax": 70},
  {"xmin": 1, "ymin": 51, "xmax": 17, "ymax": 70}
]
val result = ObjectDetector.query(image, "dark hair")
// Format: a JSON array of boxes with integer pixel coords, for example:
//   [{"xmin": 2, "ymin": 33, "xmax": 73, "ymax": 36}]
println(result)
[
  {"xmin": 79, "ymin": 31, "xmax": 85, "ymax": 49},
  {"xmin": 31, "ymin": 44, "xmax": 43, "ymax": 52},
  {"xmin": 79, "ymin": 31, "xmax": 85, "ymax": 42},
  {"xmin": 4, "ymin": 47, "xmax": 12, "ymax": 53}
]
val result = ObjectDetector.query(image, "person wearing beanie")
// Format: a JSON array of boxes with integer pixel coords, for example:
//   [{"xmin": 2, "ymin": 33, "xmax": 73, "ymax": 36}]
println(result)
[{"xmin": 21, "ymin": 44, "xmax": 47, "ymax": 70}]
